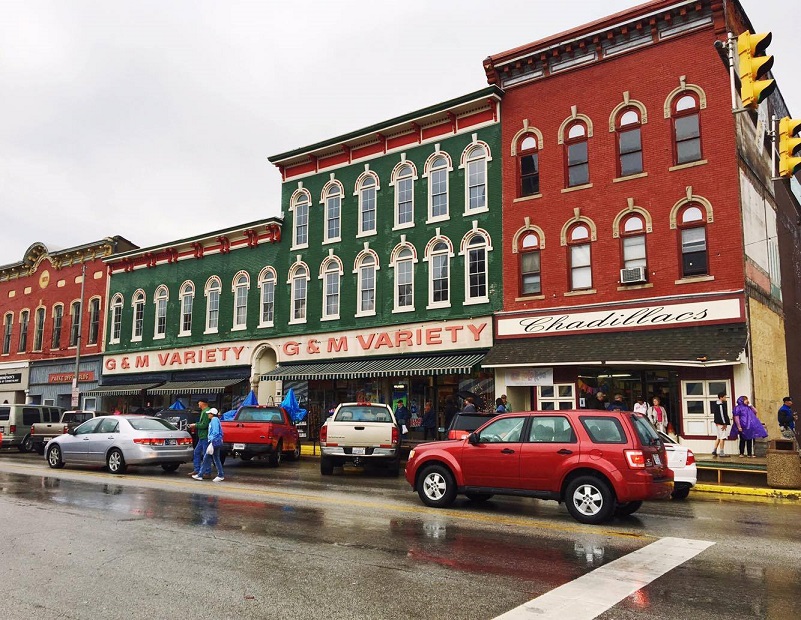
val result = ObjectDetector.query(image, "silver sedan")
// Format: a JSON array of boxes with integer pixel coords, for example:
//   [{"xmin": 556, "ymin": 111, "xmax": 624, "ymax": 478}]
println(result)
[{"xmin": 45, "ymin": 415, "xmax": 194, "ymax": 474}]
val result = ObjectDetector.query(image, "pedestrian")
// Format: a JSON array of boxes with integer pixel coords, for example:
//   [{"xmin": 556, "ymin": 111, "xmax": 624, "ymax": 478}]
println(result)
[
  {"xmin": 728, "ymin": 396, "xmax": 768, "ymax": 458},
  {"xmin": 495, "ymin": 397, "xmax": 508, "ymax": 413},
  {"xmin": 193, "ymin": 408, "xmax": 224, "ymax": 482},
  {"xmin": 608, "ymin": 393, "xmax": 628, "ymax": 412},
  {"xmin": 591, "ymin": 391, "xmax": 608, "ymax": 410},
  {"xmin": 421, "ymin": 400, "xmax": 437, "ymax": 441},
  {"xmin": 633, "ymin": 395, "xmax": 648, "ymax": 415},
  {"xmin": 189, "ymin": 398, "xmax": 212, "ymax": 477},
  {"xmin": 462, "ymin": 396, "xmax": 477, "ymax": 413},
  {"xmin": 648, "ymin": 396, "xmax": 668, "ymax": 433},
  {"xmin": 777, "ymin": 396, "xmax": 797, "ymax": 439},
  {"xmin": 710, "ymin": 391, "xmax": 730, "ymax": 457},
  {"xmin": 395, "ymin": 399, "xmax": 410, "ymax": 437},
  {"xmin": 500, "ymin": 394, "xmax": 510, "ymax": 412}
]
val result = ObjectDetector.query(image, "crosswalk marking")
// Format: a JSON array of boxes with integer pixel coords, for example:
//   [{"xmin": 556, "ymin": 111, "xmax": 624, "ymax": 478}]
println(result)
[{"xmin": 494, "ymin": 537, "xmax": 714, "ymax": 620}]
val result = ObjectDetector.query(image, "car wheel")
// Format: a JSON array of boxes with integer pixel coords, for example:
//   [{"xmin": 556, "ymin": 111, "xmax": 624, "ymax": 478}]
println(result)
[
  {"xmin": 47, "ymin": 444, "xmax": 65, "ymax": 469},
  {"xmin": 161, "ymin": 463, "xmax": 180, "ymax": 473},
  {"xmin": 614, "ymin": 500, "xmax": 643, "ymax": 517},
  {"xmin": 672, "ymin": 483, "xmax": 691, "ymax": 500},
  {"xmin": 268, "ymin": 443, "xmax": 282, "ymax": 467},
  {"xmin": 107, "ymin": 449, "xmax": 127, "ymax": 474},
  {"xmin": 320, "ymin": 456, "xmax": 334, "ymax": 475},
  {"xmin": 465, "ymin": 493, "xmax": 493, "ymax": 503},
  {"xmin": 417, "ymin": 464, "xmax": 457, "ymax": 508},
  {"xmin": 565, "ymin": 475, "xmax": 615, "ymax": 524},
  {"xmin": 19, "ymin": 435, "xmax": 33, "ymax": 453}
]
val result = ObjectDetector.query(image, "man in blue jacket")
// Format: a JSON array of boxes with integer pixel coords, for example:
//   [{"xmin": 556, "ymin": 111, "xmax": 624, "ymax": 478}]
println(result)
[{"xmin": 778, "ymin": 396, "xmax": 796, "ymax": 437}]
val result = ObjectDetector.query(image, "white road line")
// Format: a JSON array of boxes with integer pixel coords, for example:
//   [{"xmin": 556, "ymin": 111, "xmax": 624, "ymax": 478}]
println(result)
[{"xmin": 494, "ymin": 536, "xmax": 714, "ymax": 620}]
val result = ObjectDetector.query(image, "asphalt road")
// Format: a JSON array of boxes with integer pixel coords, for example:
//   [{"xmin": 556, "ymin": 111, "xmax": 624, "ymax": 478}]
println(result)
[{"xmin": 1, "ymin": 451, "xmax": 799, "ymax": 619}]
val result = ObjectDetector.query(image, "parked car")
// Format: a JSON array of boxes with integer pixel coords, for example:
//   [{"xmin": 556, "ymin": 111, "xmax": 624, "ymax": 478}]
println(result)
[
  {"xmin": 45, "ymin": 415, "xmax": 194, "ymax": 474},
  {"xmin": 405, "ymin": 409, "xmax": 673, "ymax": 525},
  {"xmin": 220, "ymin": 405, "xmax": 301, "ymax": 465},
  {"xmin": 445, "ymin": 411, "xmax": 498, "ymax": 440},
  {"xmin": 0, "ymin": 404, "xmax": 64, "ymax": 452},
  {"xmin": 658, "ymin": 431, "xmax": 697, "ymax": 499}
]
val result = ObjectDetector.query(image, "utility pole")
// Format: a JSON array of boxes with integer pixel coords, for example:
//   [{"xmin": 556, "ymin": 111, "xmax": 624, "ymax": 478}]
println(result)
[{"xmin": 71, "ymin": 262, "xmax": 86, "ymax": 409}]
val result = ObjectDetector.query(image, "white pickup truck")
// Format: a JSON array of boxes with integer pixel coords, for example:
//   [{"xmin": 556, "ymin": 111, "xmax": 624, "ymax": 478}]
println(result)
[{"xmin": 319, "ymin": 402, "xmax": 401, "ymax": 476}]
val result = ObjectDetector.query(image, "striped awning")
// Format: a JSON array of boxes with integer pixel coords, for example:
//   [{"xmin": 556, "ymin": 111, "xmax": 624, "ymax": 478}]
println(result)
[
  {"xmin": 84, "ymin": 383, "xmax": 162, "ymax": 396},
  {"xmin": 147, "ymin": 378, "xmax": 247, "ymax": 395},
  {"xmin": 261, "ymin": 353, "xmax": 486, "ymax": 381}
]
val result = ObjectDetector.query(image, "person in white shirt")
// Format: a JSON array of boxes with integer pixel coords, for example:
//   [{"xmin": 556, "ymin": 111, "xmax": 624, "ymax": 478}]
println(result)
[{"xmin": 633, "ymin": 396, "xmax": 648, "ymax": 415}]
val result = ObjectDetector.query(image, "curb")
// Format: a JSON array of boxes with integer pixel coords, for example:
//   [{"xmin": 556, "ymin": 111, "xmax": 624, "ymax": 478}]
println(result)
[{"xmin": 694, "ymin": 483, "xmax": 801, "ymax": 500}]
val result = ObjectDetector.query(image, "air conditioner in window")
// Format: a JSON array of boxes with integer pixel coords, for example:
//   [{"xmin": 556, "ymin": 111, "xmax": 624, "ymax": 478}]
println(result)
[{"xmin": 620, "ymin": 267, "xmax": 647, "ymax": 284}]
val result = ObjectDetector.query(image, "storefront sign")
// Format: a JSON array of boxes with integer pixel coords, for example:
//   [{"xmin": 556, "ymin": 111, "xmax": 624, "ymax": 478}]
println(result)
[
  {"xmin": 497, "ymin": 298, "xmax": 742, "ymax": 338},
  {"xmin": 104, "ymin": 344, "xmax": 253, "ymax": 375},
  {"xmin": 506, "ymin": 368, "xmax": 554, "ymax": 386},
  {"xmin": 273, "ymin": 317, "xmax": 493, "ymax": 362},
  {"xmin": 0, "ymin": 373, "xmax": 22, "ymax": 385},
  {"xmin": 48, "ymin": 371, "xmax": 96, "ymax": 383}
]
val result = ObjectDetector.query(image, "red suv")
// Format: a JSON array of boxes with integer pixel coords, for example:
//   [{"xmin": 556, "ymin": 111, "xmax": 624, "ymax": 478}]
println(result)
[{"xmin": 404, "ymin": 409, "xmax": 672, "ymax": 524}]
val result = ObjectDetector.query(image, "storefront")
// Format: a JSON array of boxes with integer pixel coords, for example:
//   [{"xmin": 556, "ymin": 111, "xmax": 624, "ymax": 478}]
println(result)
[
  {"xmin": 28, "ymin": 357, "xmax": 102, "ymax": 410},
  {"xmin": 0, "ymin": 361, "xmax": 29, "ymax": 404}
]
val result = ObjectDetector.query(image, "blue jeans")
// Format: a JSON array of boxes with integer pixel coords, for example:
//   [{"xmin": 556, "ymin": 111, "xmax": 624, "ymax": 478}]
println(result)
[
  {"xmin": 200, "ymin": 445, "xmax": 224, "ymax": 479},
  {"xmin": 193, "ymin": 438, "xmax": 209, "ymax": 474}
]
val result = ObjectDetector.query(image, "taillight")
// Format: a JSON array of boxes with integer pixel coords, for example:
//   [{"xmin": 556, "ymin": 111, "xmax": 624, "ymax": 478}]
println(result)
[
  {"xmin": 30, "ymin": 425, "xmax": 36, "ymax": 435},
  {"xmin": 319, "ymin": 425, "xmax": 327, "ymax": 443},
  {"xmin": 63, "ymin": 426, "xmax": 69, "ymax": 434},
  {"xmin": 686, "ymin": 450, "xmax": 695, "ymax": 465},
  {"xmin": 625, "ymin": 450, "xmax": 646, "ymax": 469},
  {"xmin": 10, "ymin": 425, "xmax": 16, "ymax": 433},
  {"xmin": 391, "ymin": 425, "xmax": 399, "ymax": 445},
  {"xmin": 133, "ymin": 438, "xmax": 165, "ymax": 445}
]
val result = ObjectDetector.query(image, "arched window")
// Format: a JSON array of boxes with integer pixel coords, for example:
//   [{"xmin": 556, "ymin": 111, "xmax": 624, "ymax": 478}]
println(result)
[
  {"xmin": 2, "ymin": 313, "xmax": 12, "ymax": 355},
  {"xmin": 18, "ymin": 310, "xmax": 29, "ymax": 353},
  {"xmin": 179, "ymin": 281, "xmax": 194, "ymax": 335},
  {"xmin": 621, "ymin": 215, "xmax": 647, "ymax": 275},
  {"xmin": 395, "ymin": 164, "xmax": 414, "ymax": 228},
  {"xmin": 565, "ymin": 122, "xmax": 589, "ymax": 187},
  {"xmin": 679, "ymin": 205, "xmax": 708, "ymax": 277},
  {"xmin": 87, "ymin": 298, "xmax": 101, "ymax": 345},
  {"xmin": 519, "ymin": 232, "xmax": 542, "ymax": 296},
  {"xmin": 357, "ymin": 174, "xmax": 378, "ymax": 236},
  {"xmin": 465, "ymin": 233, "xmax": 489, "ymax": 302},
  {"xmin": 289, "ymin": 264, "xmax": 309, "ymax": 323},
  {"xmin": 428, "ymin": 155, "xmax": 450, "ymax": 220},
  {"xmin": 204, "ymin": 277, "xmax": 221, "ymax": 333},
  {"xmin": 428, "ymin": 240, "xmax": 451, "ymax": 307},
  {"xmin": 568, "ymin": 224, "xmax": 592, "ymax": 290},
  {"xmin": 69, "ymin": 300, "xmax": 81, "ymax": 346},
  {"xmin": 110, "ymin": 294, "xmax": 123, "ymax": 343},
  {"xmin": 321, "ymin": 259, "xmax": 341, "ymax": 320},
  {"xmin": 292, "ymin": 192, "xmax": 310, "ymax": 248},
  {"xmin": 154, "ymin": 286, "xmax": 168, "ymax": 338},
  {"xmin": 465, "ymin": 144, "xmax": 488, "ymax": 212},
  {"xmin": 232, "ymin": 273, "xmax": 249, "ymax": 330},
  {"xmin": 673, "ymin": 94, "xmax": 702, "ymax": 165},
  {"xmin": 355, "ymin": 253, "xmax": 377, "ymax": 316},
  {"xmin": 51, "ymin": 305, "xmax": 63, "ymax": 349},
  {"xmin": 394, "ymin": 247, "xmax": 415, "ymax": 311},
  {"xmin": 616, "ymin": 109, "xmax": 643, "ymax": 176},
  {"xmin": 519, "ymin": 135, "xmax": 539, "ymax": 197},
  {"xmin": 258, "ymin": 268, "xmax": 276, "ymax": 327},
  {"xmin": 324, "ymin": 184, "xmax": 342, "ymax": 242},
  {"xmin": 33, "ymin": 307, "xmax": 45, "ymax": 351}
]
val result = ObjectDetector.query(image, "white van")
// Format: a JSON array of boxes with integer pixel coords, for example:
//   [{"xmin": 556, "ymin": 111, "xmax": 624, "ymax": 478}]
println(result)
[{"xmin": 0, "ymin": 404, "xmax": 64, "ymax": 452}]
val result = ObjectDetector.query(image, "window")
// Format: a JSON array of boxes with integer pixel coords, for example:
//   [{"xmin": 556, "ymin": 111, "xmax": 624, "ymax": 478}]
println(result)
[
  {"xmin": 537, "ymin": 384, "xmax": 575, "ymax": 410},
  {"xmin": 465, "ymin": 233, "xmax": 488, "ymax": 302},
  {"xmin": 621, "ymin": 215, "xmax": 647, "ymax": 272},
  {"xmin": 205, "ymin": 277, "xmax": 221, "ymax": 333},
  {"xmin": 322, "ymin": 259, "xmax": 341, "ymax": 320},
  {"xmin": 519, "ymin": 135, "xmax": 539, "ymax": 197},
  {"xmin": 519, "ymin": 232, "xmax": 541, "ymax": 296},
  {"xmin": 33, "ymin": 308, "xmax": 45, "ymax": 351},
  {"xmin": 528, "ymin": 416, "xmax": 577, "ymax": 442},
  {"xmin": 132, "ymin": 291, "xmax": 145, "ymax": 340},
  {"xmin": 0, "ymin": 314, "xmax": 10, "ymax": 354},
  {"xmin": 679, "ymin": 206, "xmax": 707, "ymax": 277},
  {"xmin": 51, "ymin": 305, "xmax": 63, "ymax": 349},
  {"xmin": 580, "ymin": 416, "xmax": 626, "ymax": 443},
  {"xmin": 232, "ymin": 273, "xmax": 249, "ymax": 330},
  {"xmin": 465, "ymin": 144, "xmax": 487, "ymax": 212},
  {"xmin": 476, "ymin": 416, "xmax": 526, "ymax": 443},
  {"xmin": 69, "ymin": 301, "xmax": 81, "ymax": 347},
  {"xmin": 356, "ymin": 253, "xmax": 377, "ymax": 316},
  {"xmin": 568, "ymin": 225, "xmax": 592, "ymax": 290},
  {"xmin": 290, "ymin": 265, "xmax": 308, "ymax": 323},
  {"xmin": 394, "ymin": 247, "xmax": 415, "ymax": 311},
  {"xmin": 565, "ymin": 122, "xmax": 589, "ymax": 187},
  {"xmin": 324, "ymin": 184, "xmax": 342, "ymax": 242},
  {"xmin": 258, "ymin": 268, "xmax": 276, "ymax": 327},
  {"xmin": 616, "ymin": 109, "xmax": 643, "ymax": 176},
  {"xmin": 428, "ymin": 155, "xmax": 450, "ymax": 220},
  {"xmin": 682, "ymin": 379, "xmax": 731, "ymax": 436},
  {"xmin": 154, "ymin": 286, "xmax": 168, "ymax": 338},
  {"xmin": 88, "ymin": 298, "xmax": 100, "ymax": 345},
  {"xmin": 18, "ymin": 310, "xmax": 29, "ymax": 352},
  {"xmin": 673, "ymin": 94, "xmax": 702, "ymax": 165},
  {"xmin": 428, "ymin": 240, "xmax": 451, "ymax": 307},
  {"xmin": 180, "ymin": 282, "xmax": 194, "ymax": 335},
  {"xmin": 110, "ymin": 295, "xmax": 123, "ymax": 343},
  {"xmin": 357, "ymin": 174, "xmax": 378, "ymax": 236},
  {"xmin": 292, "ymin": 192, "xmax": 309, "ymax": 248},
  {"xmin": 394, "ymin": 164, "xmax": 414, "ymax": 228}
]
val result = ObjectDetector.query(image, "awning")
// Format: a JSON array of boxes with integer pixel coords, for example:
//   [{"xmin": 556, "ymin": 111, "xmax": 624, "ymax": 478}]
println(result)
[
  {"xmin": 261, "ymin": 353, "xmax": 486, "ymax": 381},
  {"xmin": 147, "ymin": 378, "xmax": 247, "ymax": 395},
  {"xmin": 84, "ymin": 383, "xmax": 162, "ymax": 396},
  {"xmin": 482, "ymin": 324, "xmax": 747, "ymax": 368}
]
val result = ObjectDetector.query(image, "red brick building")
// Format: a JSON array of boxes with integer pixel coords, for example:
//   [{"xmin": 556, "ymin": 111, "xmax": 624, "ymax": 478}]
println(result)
[{"xmin": 481, "ymin": 0, "xmax": 799, "ymax": 450}]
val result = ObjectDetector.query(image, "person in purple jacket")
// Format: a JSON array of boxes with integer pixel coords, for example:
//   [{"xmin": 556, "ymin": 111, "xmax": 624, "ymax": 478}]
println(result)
[{"xmin": 729, "ymin": 396, "xmax": 767, "ymax": 458}]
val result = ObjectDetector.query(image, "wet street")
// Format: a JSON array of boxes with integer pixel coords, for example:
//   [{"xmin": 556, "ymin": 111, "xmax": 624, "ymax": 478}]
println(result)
[{"xmin": 1, "ymin": 451, "xmax": 799, "ymax": 619}]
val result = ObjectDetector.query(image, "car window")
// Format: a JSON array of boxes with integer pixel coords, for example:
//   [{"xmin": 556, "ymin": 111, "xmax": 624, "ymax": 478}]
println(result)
[
  {"xmin": 477, "ymin": 417, "xmax": 525, "ymax": 443},
  {"xmin": 632, "ymin": 414, "xmax": 662, "ymax": 447},
  {"xmin": 129, "ymin": 418, "xmax": 178, "ymax": 431},
  {"xmin": 335, "ymin": 407, "xmax": 392, "ymax": 422},
  {"xmin": 450, "ymin": 413, "xmax": 495, "ymax": 431},
  {"xmin": 96, "ymin": 418, "xmax": 120, "ymax": 434},
  {"xmin": 528, "ymin": 416, "xmax": 577, "ymax": 443},
  {"xmin": 74, "ymin": 419, "xmax": 103, "ymax": 435},
  {"xmin": 237, "ymin": 408, "xmax": 284, "ymax": 422},
  {"xmin": 580, "ymin": 416, "xmax": 627, "ymax": 444},
  {"xmin": 64, "ymin": 412, "xmax": 93, "ymax": 425},
  {"xmin": 22, "ymin": 408, "xmax": 42, "ymax": 426},
  {"xmin": 0, "ymin": 407, "xmax": 9, "ymax": 421}
]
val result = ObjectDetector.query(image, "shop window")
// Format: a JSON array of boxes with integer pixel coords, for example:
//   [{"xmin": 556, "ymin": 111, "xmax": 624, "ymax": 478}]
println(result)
[
  {"xmin": 394, "ymin": 247, "xmax": 415, "ymax": 312},
  {"xmin": 565, "ymin": 122, "xmax": 589, "ymax": 187},
  {"xmin": 518, "ymin": 135, "xmax": 540, "ymax": 197},
  {"xmin": 355, "ymin": 253, "xmax": 377, "ymax": 316},
  {"xmin": 357, "ymin": 173, "xmax": 378, "ymax": 236},
  {"xmin": 621, "ymin": 215, "xmax": 647, "ymax": 276},
  {"xmin": 131, "ymin": 290, "xmax": 145, "ymax": 341},
  {"xmin": 2, "ymin": 313, "xmax": 12, "ymax": 355},
  {"xmin": 289, "ymin": 263, "xmax": 309, "ymax": 324},
  {"xmin": 426, "ymin": 154, "xmax": 451, "ymax": 221},
  {"xmin": 427, "ymin": 239, "xmax": 451, "ymax": 308},
  {"xmin": 87, "ymin": 298, "xmax": 100, "ymax": 345},
  {"xmin": 291, "ymin": 191, "xmax": 309, "ymax": 249},
  {"xmin": 51, "ymin": 305, "xmax": 63, "ymax": 349},
  {"xmin": 69, "ymin": 301, "xmax": 81, "ymax": 347},
  {"xmin": 154, "ymin": 285, "xmax": 168, "ymax": 339},
  {"xmin": 681, "ymin": 379, "xmax": 731, "ymax": 436},
  {"xmin": 33, "ymin": 307, "xmax": 45, "ymax": 351},
  {"xmin": 672, "ymin": 94, "xmax": 702, "ymax": 165},
  {"xmin": 519, "ymin": 232, "xmax": 541, "ymax": 296},
  {"xmin": 110, "ymin": 295, "xmax": 123, "ymax": 343},
  {"xmin": 464, "ymin": 232, "xmax": 489, "ymax": 303},
  {"xmin": 537, "ymin": 384, "xmax": 575, "ymax": 410},
  {"xmin": 568, "ymin": 224, "xmax": 592, "ymax": 290},
  {"xmin": 179, "ymin": 282, "xmax": 194, "ymax": 336},
  {"xmin": 258, "ymin": 267, "xmax": 276, "ymax": 327},
  {"xmin": 616, "ymin": 109, "xmax": 643, "ymax": 176},
  {"xmin": 204, "ymin": 277, "xmax": 221, "ymax": 333},
  {"xmin": 323, "ymin": 183, "xmax": 342, "ymax": 243},
  {"xmin": 394, "ymin": 164, "xmax": 415, "ymax": 228},
  {"xmin": 679, "ymin": 206, "xmax": 708, "ymax": 277},
  {"xmin": 321, "ymin": 258, "xmax": 341, "ymax": 320},
  {"xmin": 464, "ymin": 144, "xmax": 488, "ymax": 212}
]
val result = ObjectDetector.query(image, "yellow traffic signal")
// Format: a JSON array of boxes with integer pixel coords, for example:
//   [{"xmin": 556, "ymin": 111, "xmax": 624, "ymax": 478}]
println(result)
[
  {"xmin": 738, "ymin": 31, "xmax": 776, "ymax": 109},
  {"xmin": 778, "ymin": 117, "xmax": 801, "ymax": 177}
]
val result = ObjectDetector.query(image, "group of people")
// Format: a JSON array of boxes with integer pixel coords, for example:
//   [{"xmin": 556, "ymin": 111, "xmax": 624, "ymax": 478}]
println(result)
[
  {"xmin": 393, "ymin": 398, "xmax": 437, "ymax": 441},
  {"xmin": 710, "ymin": 391, "xmax": 785, "ymax": 458},
  {"xmin": 188, "ymin": 398, "xmax": 225, "ymax": 482},
  {"xmin": 587, "ymin": 392, "xmax": 670, "ymax": 433}
]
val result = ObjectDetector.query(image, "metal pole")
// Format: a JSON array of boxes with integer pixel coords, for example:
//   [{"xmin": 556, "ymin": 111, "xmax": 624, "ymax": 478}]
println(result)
[
  {"xmin": 71, "ymin": 262, "xmax": 86, "ymax": 409},
  {"xmin": 772, "ymin": 115, "xmax": 778, "ymax": 179},
  {"xmin": 727, "ymin": 32, "xmax": 737, "ymax": 111}
]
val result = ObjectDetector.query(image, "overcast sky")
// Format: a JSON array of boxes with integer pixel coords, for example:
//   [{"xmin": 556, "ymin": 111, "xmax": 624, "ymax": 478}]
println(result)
[{"xmin": 2, "ymin": 0, "xmax": 799, "ymax": 265}]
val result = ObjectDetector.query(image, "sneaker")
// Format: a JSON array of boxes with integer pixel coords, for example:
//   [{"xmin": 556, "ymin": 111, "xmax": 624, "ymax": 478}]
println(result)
[
  {"xmin": 191, "ymin": 474, "xmax": 203, "ymax": 480},
  {"xmin": 213, "ymin": 476, "xmax": 224, "ymax": 482},
  {"xmin": 711, "ymin": 451, "xmax": 717, "ymax": 457},
  {"xmin": 719, "ymin": 453, "xmax": 730, "ymax": 458}
]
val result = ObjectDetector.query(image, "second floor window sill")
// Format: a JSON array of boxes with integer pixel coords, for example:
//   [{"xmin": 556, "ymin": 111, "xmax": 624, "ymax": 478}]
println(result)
[
  {"xmin": 613, "ymin": 171, "xmax": 648, "ymax": 183},
  {"xmin": 675, "ymin": 275, "xmax": 714, "ymax": 285},
  {"xmin": 564, "ymin": 288, "xmax": 597, "ymax": 297},
  {"xmin": 669, "ymin": 159, "xmax": 708, "ymax": 172},
  {"xmin": 561, "ymin": 183, "xmax": 593, "ymax": 194}
]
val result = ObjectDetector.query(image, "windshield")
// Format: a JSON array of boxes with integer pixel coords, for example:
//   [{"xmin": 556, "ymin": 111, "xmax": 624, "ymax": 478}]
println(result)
[
  {"xmin": 631, "ymin": 413, "xmax": 662, "ymax": 447},
  {"xmin": 129, "ymin": 418, "xmax": 179, "ymax": 431},
  {"xmin": 334, "ymin": 406, "xmax": 393, "ymax": 423}
]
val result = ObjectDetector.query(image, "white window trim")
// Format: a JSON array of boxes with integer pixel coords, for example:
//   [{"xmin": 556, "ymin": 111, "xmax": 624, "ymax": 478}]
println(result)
[
  {"xmin": 288, "ymin": 261, "xmax": 310, "ymax": 326},
  {"xmin": 390, "ymin": 159, "xmax": 418, "ymax": 231},
  {"xmin": 321, "ymin": 180, "xmax": 344, "ymax": 245},
  {"xmin": 458, "ymin": 138, "xmax": 492, "ymax": 216},
  {"xmin": 231, "ymin": 271, "xmax": 250, "ymax": 331},
  {"xmin": 131, "ymin": 290, "xmax": 145, "ymax": 342},
  {"xmin": 257, "ymin": 267, "xmax": 277, "ymax": 329},
  {"xmin": 319, "ymin": 256, "xmax": 343, "ymax": 321},
  {"xmin": 178, "ymin": 281, "xmax": 195, "ymax": 337},
  {"xmin": 459, "ymin": 228, "xmax": 493, "ymax": 305},
  {"xmin": 424, "ymin": 236, "xmax": 454, "ymax": 310},
  {"xmin": 353, "ymin": 249, "xmax": 379, "ymax": 318},
  {"xmin": 204, "ymin": 277, "xmax": 221, "ymax": 335},
  {"xmin": 289, "ymin": 188, "xmax": 311, "ymax": 251},
  {"xmin": 153, "ymin": 286, "xmax": 168, "ymax": 340},
  {"xmin": 423, "ymin": 149, "xmax": 453, "ymax": 224},
  {"xmin": 109, "ymin": 294, "xmax": 123, "ymax": 344},
  {"xmin": 354, "ymin": 171, "xmax": 380, "ymax": 237},
  {"xmin": 536, "ymin": 384, "xmax": 576, "ymax": 410}
]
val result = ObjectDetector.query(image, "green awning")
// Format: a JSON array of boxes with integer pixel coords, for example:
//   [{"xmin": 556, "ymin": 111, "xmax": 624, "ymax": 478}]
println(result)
[
  {"xmin": 147, "ymin": 378, "xmax": 247, "ymax": 395},
  {"xmin": 261, "ymin": 353, "xmax": 486, "ymax": 381},
  {"xmin": 84, "ymin": 383, "xmax": 162, "ymax": 396}
]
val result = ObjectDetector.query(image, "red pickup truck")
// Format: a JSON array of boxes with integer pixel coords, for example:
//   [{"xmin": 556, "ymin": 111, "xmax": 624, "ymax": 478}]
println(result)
[{"xmin": 220, "ymin": 405, "xmax": 301, "ymax": 466}]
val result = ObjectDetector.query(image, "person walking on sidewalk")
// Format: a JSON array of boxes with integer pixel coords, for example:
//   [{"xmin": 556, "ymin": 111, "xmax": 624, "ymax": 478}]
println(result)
[
  {"xmin": 711, "ymin": 392, "xmax": 730, "ymax": 457},
  {"xmin": 193, "ymin": 408, "xmax": 224, "ymax": 482},
  {"xmin": 728, "ymin": 396, "xmax": 767, "ymax": 457},
  {"xmin": 189, "ymin": 398, "xmax": 212, "ymax": 477}
]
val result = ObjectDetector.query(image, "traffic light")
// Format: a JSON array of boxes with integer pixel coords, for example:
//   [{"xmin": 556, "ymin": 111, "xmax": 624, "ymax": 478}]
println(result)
[
  {"xmin": 778, "ymin": 117, "xmax": 801, "ymax": 177},
  {"xmin": 738, "ymin": 31, "xmax": 776, "ymax": 109}
]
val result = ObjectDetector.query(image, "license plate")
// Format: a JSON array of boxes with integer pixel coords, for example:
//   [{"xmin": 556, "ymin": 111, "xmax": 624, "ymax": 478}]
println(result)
[
  {"xmin": 233, "ymin": 443, "xmax": 246, "ymax": 450},
  {"xmin": 653, "ymin": 454, "xmax": 662, "ymax": 466},
  {"xmin": 352, "ymin": 447, "xmax": 365, "ymax": 455},
  {"xmin": 165, "ymin": 438, "xmax": 176, "ymax": 446}
]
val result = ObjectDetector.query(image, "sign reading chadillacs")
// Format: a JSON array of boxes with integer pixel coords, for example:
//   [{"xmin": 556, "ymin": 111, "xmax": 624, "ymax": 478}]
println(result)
[{"xmin": 496, "ymin": 298, "xmax": 743, "ymax": 338}]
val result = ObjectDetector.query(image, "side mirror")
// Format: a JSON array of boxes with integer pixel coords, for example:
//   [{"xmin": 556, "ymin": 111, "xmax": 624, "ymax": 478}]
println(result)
[{"xmin": 468, "ymin": 432, "xmax": 478, "ymax": 445}]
